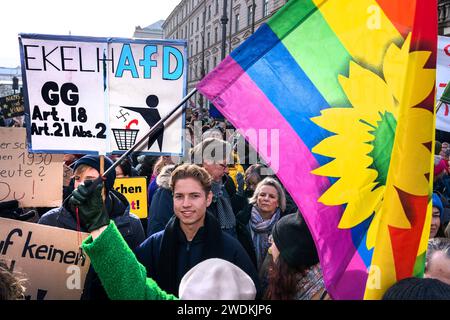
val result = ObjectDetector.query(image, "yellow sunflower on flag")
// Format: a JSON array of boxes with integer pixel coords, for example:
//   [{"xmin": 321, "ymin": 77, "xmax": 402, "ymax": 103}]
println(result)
[{"xmin": 310, "ymin": 34, "xmax": 434, "ymax": 251}]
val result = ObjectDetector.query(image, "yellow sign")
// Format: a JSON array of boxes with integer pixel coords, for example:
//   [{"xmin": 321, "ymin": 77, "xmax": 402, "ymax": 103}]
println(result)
[{"xmin": 113, "ymin": 177, "xmax": 148, "ymax": 218}]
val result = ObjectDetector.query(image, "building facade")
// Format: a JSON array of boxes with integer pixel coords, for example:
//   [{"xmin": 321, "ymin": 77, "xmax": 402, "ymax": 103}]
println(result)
[
  {"xmin": 163, "ymin": 0, "xmax": 287, "ymax": 106},
  {"xmin": 440, "ymin": 0, "xmax": 450, "ymax": 36},
  {"xmin": 134, "ymin": 20, "xmax": 165, "ymax": 39}
]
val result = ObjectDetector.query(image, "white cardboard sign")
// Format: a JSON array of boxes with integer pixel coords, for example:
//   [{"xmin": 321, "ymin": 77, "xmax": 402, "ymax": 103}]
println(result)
[{"xmin": 19, "ymin": 34, "xmax": 186, "ymax": 155}]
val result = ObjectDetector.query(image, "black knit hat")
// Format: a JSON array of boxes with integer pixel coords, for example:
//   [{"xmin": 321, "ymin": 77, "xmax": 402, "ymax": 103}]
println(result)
[
  {"xmin": 382, "ymin": 277, "xmax": 450, "ymax": 300},
  {"xmin": 272, "ymin": 213, "xmax": 319, "ymax": 269},
  {"xmin": 73, "ymin": 155, "xmax": 116, "ymax": 190}
]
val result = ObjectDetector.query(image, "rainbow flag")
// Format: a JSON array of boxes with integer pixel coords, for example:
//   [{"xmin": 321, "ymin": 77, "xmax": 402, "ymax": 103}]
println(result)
[{"xmin": 197, "ymin": 0, "xmax": 436, "ymax": 299}]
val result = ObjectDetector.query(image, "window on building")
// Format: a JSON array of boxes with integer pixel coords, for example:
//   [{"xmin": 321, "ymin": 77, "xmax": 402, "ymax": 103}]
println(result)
[
  {"xmin": 213, "ymin": 56, "xmax": 217, "ymax": 67},
  {"xmin": 192, "ymin": 0, "xmax": 195, "ymax": 10},
  {"xmin": 191, "ymin": 44, "xmax": 193, "ymax": 55},
  {"xmin": 206, "ymin": 60, "xmax": 210, "ymax": 73},
  {"xmin": 196, "ymin": 17, "xmax": 199, "ymax": 31},
  {"xmin": 263, "ymin": 0, "xmax": 269, "ymax": 18},
  {"xmin": 191, "ymin": 22, "xmax": 194, "ymax": 35},
  {"xmin": 208, "ymin": 5, "xmax": 211, "ymax": 20},
  {"xmin": 247, "ymin": 5, "xmax": 253, "ymax": 26},
  {"xmin": 215, "ymin": 0, "xmax": 219, "ymax": 14},
  {"xmin": 196, "ymin": 40, "xmax": 198, "ymax": 54},
  {"xmin": 235, "ymin": 14, "xmax": 240, "ymax": 33},
  {"xmin": 214, "ymin": 27, "xmax": 218, "ymax": 43},
  {"xmin": 195, "ymin": 65, "xmax": 197, "ymax": 79},
  {"xmin": 207, "ymin": 32, "xmax": 210, "ymax": 47}
]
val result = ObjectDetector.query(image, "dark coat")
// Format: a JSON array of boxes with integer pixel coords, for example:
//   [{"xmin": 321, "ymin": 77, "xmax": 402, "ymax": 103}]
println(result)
[
  {"xmin": 134, "ymin": 213, "xmax": 261, "ymax": 297},
  {"xmin": 38, "ymin": 189, "xmax": 145, "ymax": 300},
  {"xmin": 206, "ymin": 174, "xmax": 248, "ymax": 234},
  {"xmin": 147, "ymin": 187, "xmax": 174, "ymax": 236},
  {"xmin": 236, "ymin": 204, "xmax": 258, "ymax": 268}
]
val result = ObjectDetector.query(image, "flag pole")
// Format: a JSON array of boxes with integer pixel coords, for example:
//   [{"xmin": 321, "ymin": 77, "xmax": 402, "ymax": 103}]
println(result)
[
  {"xmin": 102, "ymin": 88, "xmax": 197, "ymax": 178},
  {"xmin": 63, "ymin": 88, "xmax": 197, "ymax": 205}
]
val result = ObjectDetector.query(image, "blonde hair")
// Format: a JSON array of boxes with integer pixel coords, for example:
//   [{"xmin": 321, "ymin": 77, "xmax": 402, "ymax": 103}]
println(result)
[
  {"xmin": 250, "ymin": 177, "xmax": 286, "ymax": 212},
  {"xmin": 73, "ymin": 164, "xmax": 91, "ymax": 177}
]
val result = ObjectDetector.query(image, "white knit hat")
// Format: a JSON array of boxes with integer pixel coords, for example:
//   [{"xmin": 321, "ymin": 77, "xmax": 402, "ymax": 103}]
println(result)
[{"xmin": 179, "ymin": 258, "xmax": 257, "ymax": 300}]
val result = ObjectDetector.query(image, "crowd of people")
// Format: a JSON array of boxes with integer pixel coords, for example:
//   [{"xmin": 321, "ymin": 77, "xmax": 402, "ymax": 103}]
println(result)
[{"xmin": 0, "ymin": 110, "xmax": 449, "ymax": 300}]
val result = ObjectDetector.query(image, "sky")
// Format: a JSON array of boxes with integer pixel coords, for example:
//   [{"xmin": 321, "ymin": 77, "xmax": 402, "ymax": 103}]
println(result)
[{"xmin": 0, "ymin": 0, "xmax": 181, "ymax": 68}]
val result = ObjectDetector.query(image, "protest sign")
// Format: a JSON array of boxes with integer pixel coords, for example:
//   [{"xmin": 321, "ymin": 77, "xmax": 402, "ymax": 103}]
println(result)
[
  {"xmin": 0, "ymin": 127, "xmax": 63, "ymax": 207},
  {"xmin": 19, "ymin": 34, "xmax": 186, "ymax": 155},
  {"xmin": 0, "ymin": 94, "xmax": 24, "ymax": 119},
  {"xmin": 437, "ymin": 36, "xmax": 450, "ymax": 132},
  {"xmin": 113, "ymin": 177, "xmax": 148, "ymax": 218},
  {"xmin": 0, "ymin": 217, "xmax": 90, "ymax": 300}
]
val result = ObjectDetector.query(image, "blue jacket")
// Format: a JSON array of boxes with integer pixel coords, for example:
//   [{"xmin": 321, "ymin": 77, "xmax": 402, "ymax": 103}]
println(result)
[
  {"xmin": 147, "ymin": 187, "xmax": 174, "ymax": 236},
  {"xmin": 135, "ymin": 213, "xmax": 261, "ymax": 298}
]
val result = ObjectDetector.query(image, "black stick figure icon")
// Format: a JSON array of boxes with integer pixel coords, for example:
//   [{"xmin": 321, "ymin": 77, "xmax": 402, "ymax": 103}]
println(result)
[{"xmin": 122, "ymin": 94, "xmax": 164, "ymax": 151}]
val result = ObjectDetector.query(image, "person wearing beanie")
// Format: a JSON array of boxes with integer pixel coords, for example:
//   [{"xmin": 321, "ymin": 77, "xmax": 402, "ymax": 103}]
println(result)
[
  {"xmin": 382, "ymin": 277, "xmax": 450, "ymax": 300},
  {"xmin": 431, "ymin": 193, "xmax": 445, "ymax": 239},
  {"xmin": 264, "ymin": 212, "xmax": 329, "ymax": 300},
  {"xmin": 38, "ymin": 155, "xmax": 145, "ymax": 300}
]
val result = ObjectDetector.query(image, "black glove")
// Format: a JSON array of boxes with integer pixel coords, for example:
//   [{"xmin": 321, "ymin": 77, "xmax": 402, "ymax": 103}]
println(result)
[{"xmin": 69, "ymin": 179, "xmax": 110, "ymax": 232}]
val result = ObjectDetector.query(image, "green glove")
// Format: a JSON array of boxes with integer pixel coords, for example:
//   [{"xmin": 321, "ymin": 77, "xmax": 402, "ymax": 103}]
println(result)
[{"xmin": 69, "ymin": 179, "xmax": 110, "ymax": 232}]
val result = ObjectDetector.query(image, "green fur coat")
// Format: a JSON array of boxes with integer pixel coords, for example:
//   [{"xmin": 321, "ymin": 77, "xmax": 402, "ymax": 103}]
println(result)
[{"xmin": 82, "ymin": 221, "xmax": 178, "ymax": 300}]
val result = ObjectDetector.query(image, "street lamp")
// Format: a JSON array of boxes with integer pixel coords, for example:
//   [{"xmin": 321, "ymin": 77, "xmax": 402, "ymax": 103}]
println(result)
[
  {"xmin": 199, "ymin": 9, "xmax": 206, "ymax": 116},
  {"xmin": 221, "ymin": 0, "xmax": 228, "ymax": 60}
]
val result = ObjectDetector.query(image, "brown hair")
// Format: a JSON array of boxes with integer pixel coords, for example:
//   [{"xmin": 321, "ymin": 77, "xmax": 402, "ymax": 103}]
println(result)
[
  {"xmin": 73, "ymin": 164, "xmax": 91, "ymax": 177},
  {"xmin": 170, "ymin": 164, "xmax": 212, "ymax": 195},
  {"xmin": 0, "ymin": 260, "xmax": 26, "ymax": 300},
  {"xmin": 264, "ymin": 254, "xmax": 306, "ymax": 300}
]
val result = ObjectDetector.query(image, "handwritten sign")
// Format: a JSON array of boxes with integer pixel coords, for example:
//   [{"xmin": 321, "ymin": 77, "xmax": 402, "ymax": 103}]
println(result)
[
  {"xmin": 113, "ymin": 177, "xmax": 148, "ymax": 218},
  {"xmin": 0, "ymin": 127, "xmax": 63, "ymax": 207},
  {"xmin": 19, "ymin": 34, "xmax": 186, "ymax": 155},
  {"xmin": 0, "ymin": 94, "xmax": 24, "ymax": 119},
  {"xmin": 0, "ymin": 218, "xmax": 90, "ymax": 300}
]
